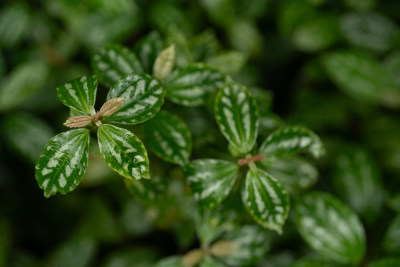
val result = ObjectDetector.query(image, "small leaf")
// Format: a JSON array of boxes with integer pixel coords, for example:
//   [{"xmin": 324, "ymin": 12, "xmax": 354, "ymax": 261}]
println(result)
[
  {"xmin": 153, "ymin": 44, "xmax": 175, "ymax": 80},
  {"xmin": 185, "ymin": 159, "xmax": 238, "ymax": 209},
  {"xmin": 142, "ymin": 111, "xmax": 191, "ymax": 166},
  {"xmin": 259, "ymin": 126, "xmax": 325, "ymax": 159},
  {"xmin": 295, "ymin": 192, "xmax": 366, "ymax": 264},
  {"xmin": 242, "ymin": 168, "xmax": 290, "ymax": 234},
  {"xmin": 63, "ymin": 115, "xmax": 93, "ymax": 128},
  {"xmin": 97, "ymin": 124, "xmax": 149, "ymax": 180},
  {"xmin": 105, "ymin": 73, "xmax": 165, "ymax": 125},
  {"xmin": 215, "ymin": 81, "xmax": 259, "ymax": 154},
  {"xmin": 182, "ymin": 249, "xmax": 205, "ymax": 267},
  {"xmin": 206, "ymin": 51, "xmax": 247, "ymax": 74},
  {"xmin": 95, "ymin": 97, "xmax": 126, "ymax": 119},
  {"xmin": 165, "ymin": 65, "xmax": 225, "ymax": 106},
  {"xmin": 156, "ymin": 256, "xmax": 185, "ymax": 267},
  {"xmin": 369, "ymin": 258, "xmax": 400, "ymax": 267},
  {"xmin": 383, "ymin": 214, "xmax": 400, "ymax": 253},
  {"xmin": 35, "ymin": 128, "xmax": 90, "ymax": 197},
  {"xmin": 92, "ymin": 44, "xmax": 143, "ymax": 87},
  {"xmin": 134, "ymin": 31, "xmax": 164, "ymax": 74},
  {"xmin": 210, "ymin": 241, "xmax": 239, "ymax": 257},
  {"xmin": 57, "ymin": 75, "xmax": 97, "ymax": 115},
  {"xmin": 200, "ymin": 256, "xmax": 225, "ymax": 267},
  {"xmin": 221, "ymin": 225, "xmax": 272, "ymax": 266}
]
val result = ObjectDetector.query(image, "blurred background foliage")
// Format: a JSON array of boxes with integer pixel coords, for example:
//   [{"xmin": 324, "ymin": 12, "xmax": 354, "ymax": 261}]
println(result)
[{"xmin": 1, "ymin": 0, "xmax": 400, "ymax": 266}]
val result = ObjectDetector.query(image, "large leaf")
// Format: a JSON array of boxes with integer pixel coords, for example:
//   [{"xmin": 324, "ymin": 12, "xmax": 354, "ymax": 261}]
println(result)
[
  {"xmin": 35, "ymin": 128, "xmax": 90, "ymax": 198},
  {"xmin": 105, "ymin": 73, "xmax": 165, "ymax": 125},
  {"xmin": 295, "ymin": 192, "xmax": 366, "ymax": 264},
  {"xmin": 215, "ymin": 81, "xmax": 259, "ymax": 154},
  {"xmin": 369, "ymin": 258, "xmax": 400, "ymax": 267},
  {"xmin": 333, "ymin": 147, "xmax": 384, "ymax": 221},
  {"xmin": 259, "ymin": 126, "xmax": 325, "ymax": 159},
  {"xmin": 134, "ymin": 31, "xmax": 164, "ymax": 74},
  {"xmin": 322, "ymin": 51, "xmax": 400, "ymax": 107},
  {"xmin": 242, "ymin": 168, "xmax": 290, "ymax": 234},
  {"xmin": 92, "ymin": 44, "xmax": 143, "ymax": 87},
  {"xmin": 142, "ymin": 111, "xmax": 191, "ymax": 166},
  {"xmin": 97, "ymin": 124, "xmax": 149, "ymax": 180},
  {"xmin": 57, "ymin": 75, "xmax": 97, "ymax": 115},
  {"xmin": 165, "ymin": 65, "xmax": 225, "ymax": 106},
  {"xmin": 383, "ymin": 214, "xmax": 400, "ymax": 253},
  {"xmin": 0, "ymin": 61, "xmax": 49, "ymax": 111},
  {"xmin": 185, "ymin": 159, "xmax": 238, "ymax": 209},
  {"xmin": 221, "ymin": 225, "xmax": 272, "ymax": 266}
]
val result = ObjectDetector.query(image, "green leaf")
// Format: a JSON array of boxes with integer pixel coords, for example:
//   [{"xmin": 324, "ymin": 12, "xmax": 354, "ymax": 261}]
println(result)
[
  {"xmin": 369, "ymin": 258, "xmax": 400, "ymax": 267},
  {"xmin": 125, "ymin": 176, "xmax": 166, "ymax": 203},
  {"xmin": 295, "ymin": 192, "xmax": 366, "ymax": 264},
  {"xmin": 102, "ymin": 247, "xmax": 158, "ymax": 267},
  {"xmin": 259, "ymin": 126, "xmax": 325, "ymax": 159},
  {"xmin": 221, "ymin": 225, "xmax": 272, "ymax": 266},
  {"xmin": 0, "ymin": 61, "xmax": 49, "ymax": 111},
  {"xmin": 2, "ymin": 113, "xmax": 54, "ymax": 163},
  {"xmin": 35, "ymin": 128, "xmax": 90, "ymax": 198},
  {"xmin": 260, "ymin": 157, "xmax": 318, "ymax": 192},
  {"xmin": 215, "ymin": 81, "xmax": 259, "ymax": 154},
  {"xmin": 57, "ymin": 75, "xmax": 97, "ymax": 115},
  {"xmin": 134, "ymin": 31, "xmax": 164, "ymax": 74},
  {"xmin": 185, "ymin": 159, "xmax": 238, "ymax": 209},
  {"xmin": 155, "ymin": 256, "xmax": 185, "ymax": 267},
  {"xmin": 242, "ymin": 168, "xmax": 290, "ymax": 234},
  {"xmin": 190, "ymin": 30, "xmax": 219, "ymax": 62},
  {"xmin": 165, "ymin": 65, "xmax": 225, "ymax": 106},
  {"xmin": 333, "ymin": 147, "xmax": 384, "ymax": 221},
  {"xmin": 383, "ymin": 214, "xmax": 400, "ymax": 253},
  {"xmin": 92, "ymin": 44, "xmax": 143, "ymax": 87},
  {"xmin": 206, "ymin": 51, "xmax": 247, "ymax": 74},
  {"xmin": 105, "ymin": 73, "xmax": 165, "ymax": 125},
  {"xmin": 0, "ymin": 4, "xmax": 30, "ymax": 49},
  {"xmin": 200, "ymin": 256, "xmax": 225, "ymax": 267},
  {"xmin": 97, "ymin": 124, "xmax": 149, "ymax": 180},
  {"xmin": 322, "ymin": 51, "xmax": 400, "ymax": 107},
  {"xmin": 142, "ymin": 111, "xmax": 192, "ymax": 166}
]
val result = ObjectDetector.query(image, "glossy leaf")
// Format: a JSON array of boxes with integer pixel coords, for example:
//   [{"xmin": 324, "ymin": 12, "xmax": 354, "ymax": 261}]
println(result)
[
  {"xmin": 35, "ymin": 129, "xmax": 90, "ymax": 198},
  {"xmin": 57, "ymin": 75, "xmax": 97, "ymax": 115},
  {"xmin": 215, "ymin": 81, "xmax": 259, "ymax": 154},
  {"xmin": 92, "ymin": 44, "xmax": 143, "ymax": 87},
  {"xmin": 97, "ymin": 124, "xmax": 149, "ymax": 180},
  {"xmin": 259, "ymin": 126, "xmax": 325, "ymax": 159},
  {"xmin": 369, "ymin": 258, "xmax": 400, "ymax": 267},
  {"xmin": 333, "ymin": 147, "xmax": 384, "ymax": 221},
  {"xmin": 295, "ymin": 192, "xmax": 366, "ymax": 264},
  {"xmin": 222, "ymin": 225, "xmax": 272, "ymax": 266},
  {"xmin": 242, "ymin": 168, "xmax": 290, "ymax": 234},
  {"xmin": 0, "ymin": 61, "xmax": 49, "ymax": 111},
  {"xmin": 142, "ymin": 111, "xmax": 192, "ymax": 166},
  {"xmin": 134, "ymin": 31, "xmax": 164, "ymax": 74},
  {"xmin": 185, "ymin": 159, "xmax": 238, "ymax": 209},
  {"xmin": 383, "ymin": 214, "xmax": 400, "ymax": 253},
  {"xmin": 105, "ymin": 73, "xmax": 165, "ymax": 125},
  {"xmin": 165, "ymin": 65, "xmax": 225, "ymax": 106}
]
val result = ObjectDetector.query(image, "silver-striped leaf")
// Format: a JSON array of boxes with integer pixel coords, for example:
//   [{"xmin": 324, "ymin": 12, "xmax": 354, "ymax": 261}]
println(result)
[
  {"xmin": 35, "ymin": 128, "xmax": 90, "ymax": 198},
  {"xmin": 295, "ymin": 192, "xmax": 366, "ymax": 264},
  {"xmin": 97, "ymin": 124, "xmax": 149, "ymax": 180},
  {"xmin": 259, "ymin": 126, "xmax": 325, "ymax": 159},
  {"xmin": 142, "ymin": 111, "xmax": 191, "ymax": 166},
  {"xmin": 242, "ymin": 168, "xmax": 290, "ymax": 234},
  {"xmin": 165, "ymin": 65, "xmax": 225, "ymax": 106},
  {"xmin": 215, "ymin": 81, "xmax": 259, "ymax": 154},
  {"xmin": 221, "ymin": 225, "xmax": 272, "ymax": 267},
  {"xmin": 105, "ymin": 73, "xmax": 165, "ymax": 125},
  {"xmin": 134, "ymin": 31, "xmax": 164, "ymax": 74},
  {"xmin": 57, "ymin": 75, "xmax": 97, "ymax": 115},
  {"xmin": 185, "ymin": 159, "xmax": 238, "ymax": 209},
  {"xmin": 92, "ymin": 44, "xmax": 143, "ymax": 87}
]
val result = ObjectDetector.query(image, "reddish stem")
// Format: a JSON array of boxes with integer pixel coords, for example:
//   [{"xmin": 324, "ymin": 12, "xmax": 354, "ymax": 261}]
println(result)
[{"xmin": 237, "ymin": 154, "xmax": 265, "ymax": 166}]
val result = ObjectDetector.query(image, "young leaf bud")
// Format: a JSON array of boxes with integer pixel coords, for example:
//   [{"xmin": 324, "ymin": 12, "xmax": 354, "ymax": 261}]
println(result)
[
  {"xmin": 63, "ymin": 115, "xmax": 93, "ymax": 128},
  {"xmin": 210, "ymin": 240, "xmax": 240, "ymax": 257},
  {"xmin": 153, "ymin": 44, "xmax": 175, "ymax": 80},
  {"xmin": 182, "ymin": 249, "xmax": 205, "ymax": 266},
  {"xmin": 95, "ymin": 97, "xmax": 126, "ymax": 120}
]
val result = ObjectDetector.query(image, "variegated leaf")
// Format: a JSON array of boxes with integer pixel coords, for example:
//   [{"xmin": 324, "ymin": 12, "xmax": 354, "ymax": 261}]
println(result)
[
  {"xmin": 35, "ymin": 128, "xmax": 90, "ymax": 197},
  {"xmin": 92, "ymin": 44, "xmax": 143, "ymax": 87},
  {"xmin": 259, "ymin": 126, "xmax": 325, "ymax": 159},
  {"xmin": 97, "ymin": 124, "xmax": 149, "ymax": 180},
  {"xmin": 242, "ymin": 168, "xmax": 290, "ymax": 234},
  {"xmin": 57, "ymin": 75, "xmax": 97, "ymax": 115},
  {"xmin": 165, "ymin": 65, "xmax": 225, "ymax": 106},
  {"xmin": 215, "ymin": 81, "xmax": 259, "ymax": 154},
  {"xmin": 105, "ymin": 73, "xmax": 165, "ymax": 125},
  {"xmin": 185, "ymin": 159, "xmax": 238, "ymax": 209},
  {"xmin": 142, "ymin": 111, "xmax": 191, "ymax": 166},
  {"xmin": 295, "ymin": 192, "xmax": 366, "ymax": 264},
  {"xmin": 134, "ymin": 31, "xmax": 164, "ymax": 74}
]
